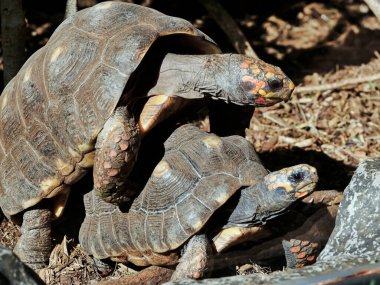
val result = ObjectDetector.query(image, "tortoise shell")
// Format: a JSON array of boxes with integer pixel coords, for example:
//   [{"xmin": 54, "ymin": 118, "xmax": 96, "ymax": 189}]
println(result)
[
  {"xmin": 0, "ymin": 2, "xmax": 219, "ymax": 217},
  {"xmin": 80, "ymin": 124, "xmax": 268, "ymax": 265}
]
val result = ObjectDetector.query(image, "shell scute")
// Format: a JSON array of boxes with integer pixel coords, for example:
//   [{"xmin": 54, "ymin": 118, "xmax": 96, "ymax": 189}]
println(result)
[
  {"xmin": 103, "ymin": 25, "xmax": 159, "ymax": 74},
  {"xmin": 161, "ymin": 207, "xmax": 189, "ymax": 253},
  {"xmin": 45, "ymin": 28, "xmax": 103, "ymax": 100},
  {"xmin": 137, "ymin": 151, "xmax": 200, "ymax": 212},
  {"xmin": 0, "ymin": 153, "xmax": 43, "ymax": 215}
]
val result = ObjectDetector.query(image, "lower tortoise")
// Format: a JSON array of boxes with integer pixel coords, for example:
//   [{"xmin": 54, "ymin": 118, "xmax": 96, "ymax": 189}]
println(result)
[
  {"xmin": 0, "ymin": 2, "xmax": 294, "ymax": 269},
  {"xmin": 79, "ymin": 124, "xmax": 318, "ymax": 280}
]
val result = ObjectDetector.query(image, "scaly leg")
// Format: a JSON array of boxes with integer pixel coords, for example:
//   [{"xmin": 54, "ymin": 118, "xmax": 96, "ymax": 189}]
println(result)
[
  {"xmin": 170, "ymin": 234, "xmax": 213, "ymax": 281},
  {"xmin": 93, "ymin": 106, "xmax": 140, "ymax": 204},
  {"xmin": 13, "ymin": 206, "xmax": 52, "ymax": 270}
]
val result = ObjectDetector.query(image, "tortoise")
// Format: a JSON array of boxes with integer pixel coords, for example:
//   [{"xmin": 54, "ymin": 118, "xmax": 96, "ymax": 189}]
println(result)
[
  {"xmin": 166, "ymin": 158, "xmax": 380, "ymax": 285},
  {"xmin": 0, "ymin": 2, "xmax": 294, "ymax": 269},
  {"xmin": 79, "ymin": 124, "xmax": 318, "ymax": 280}
]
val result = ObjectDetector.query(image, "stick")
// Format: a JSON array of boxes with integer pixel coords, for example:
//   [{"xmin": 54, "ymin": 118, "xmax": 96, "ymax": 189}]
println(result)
[
  {"xmin": 65, "ymin": 0, "xmax": 77, "ymax": 19},
  {"xmin": 200, "ymin": 0, "xmax": 258, "ymax": 58},
  {"xmin": 295, "ymin": 72, "xmax": 380, "ymax": 94},
  {"xmin": 363, "ymin": 0, "xmax": 380, "ymax": 20}
]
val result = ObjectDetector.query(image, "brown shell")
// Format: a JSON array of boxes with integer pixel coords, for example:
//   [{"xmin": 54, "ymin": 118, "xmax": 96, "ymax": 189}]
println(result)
[
  {"xmin": 79, "ymin": 125, "xmax": 268, "ymax": 265},
  {"xmin": 0, "ymin": 2, "xmax": 219, "ymax": 216}
]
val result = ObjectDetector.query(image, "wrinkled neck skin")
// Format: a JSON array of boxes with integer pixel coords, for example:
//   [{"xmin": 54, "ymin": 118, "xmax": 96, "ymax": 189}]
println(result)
[
  {"xmin": 148, "ymin": 53, "xmax": 230, "ymax": 100},
  {"xmin": 224, "ymin": 181, "xmax": 292, "ymax": 228}
]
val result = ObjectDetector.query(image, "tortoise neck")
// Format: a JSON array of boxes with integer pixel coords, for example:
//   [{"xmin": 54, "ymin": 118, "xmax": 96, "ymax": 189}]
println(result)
[{"xmin": 147, "ymin": 53, "xmax": 228, "ymax": 99}]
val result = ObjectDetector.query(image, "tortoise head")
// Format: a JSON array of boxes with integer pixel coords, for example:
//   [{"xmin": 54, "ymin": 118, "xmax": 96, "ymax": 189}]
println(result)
[
  {"xmin": 219, "ymin": 54, "xmax": 295, "ymax": 106},
  {"xmin": 224, "ymin": 164, "xmax": 318, "ymax": 228},
  {"xmin": 212, "ymin": 164, "xmax": 318, "ymax": 253}
]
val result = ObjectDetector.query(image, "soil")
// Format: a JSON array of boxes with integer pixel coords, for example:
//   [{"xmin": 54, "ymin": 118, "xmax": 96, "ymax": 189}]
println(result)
[{"xmin": 0, "ymin": 0, "xmax": 379, "ymax": 284}]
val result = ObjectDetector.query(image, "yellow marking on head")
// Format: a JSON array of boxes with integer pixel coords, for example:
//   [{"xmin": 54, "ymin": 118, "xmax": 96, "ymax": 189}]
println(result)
[
  {"xmin": 258, "ymin": 89, "xmax": 267, "ymax": 96},
  {"xmin": 265, "ymin": 72, "xmax": 274, "ymax": 79},
  {"xmin": 289, "ymin": 81, "xmax": 295, "ymax": 90},
  {"xmin": 202, "ymin": 135, "xmax": 223, "ymax": 149},
  {"xmin": 23, "ymin": 67, "xmax": 32, "ymax": 83},
  {"xmin": 250, "ymin": 66, "xmax": 261, "ymax": 74},
  {"xmin": 269, "ymin": 175, "xmax": 276, "ymax": 183},
  {"xmin": 40, "ymin": 177, "xmax": 62, "ymax": 193},
  {"xmin": 50, "ymin": 47, "xmax": 63, "ymax": 62},
  {"xmin": 153, "ymin": 160, "xmax": 170, "ymax": 177},
  {"xmin": 268, "ymin": 181, "xmax": 293, "ymax": 193},
  {"xmin": 265, "ymin": 92, "xmax": 274, "ymax": 97},
  {"xmin": 301, "ymin": 165, "xmax": 310, "ymax": 171},
  {"xmin": 55, "ymin": 159, "xmax": 74, "ymax": 176}
]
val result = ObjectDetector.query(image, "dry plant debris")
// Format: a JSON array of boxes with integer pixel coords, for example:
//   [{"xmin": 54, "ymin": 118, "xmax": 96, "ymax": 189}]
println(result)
[
  {"xmin": 236, "ymin": 263, "xmax": 271, "ymax": 275},
  {"xmin": 0, "ymin": 218, "xmax": 20, "ymax": 250},
  {"xmin": 39, "ymin": 237, "xmax": 102, "ymax": 285},
  {"xmin": 247, "ymin": 55, "xmax": 380, "ymax": 168},
  {"xmin": 263, "ymin": 3, "xmax": 343, "ymax": 52}
]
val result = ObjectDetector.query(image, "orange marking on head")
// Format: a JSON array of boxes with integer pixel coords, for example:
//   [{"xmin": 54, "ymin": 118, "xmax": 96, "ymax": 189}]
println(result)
[
  {"xmin": 252, "ymin": 79, "xmax": 266, "ymax": 94},
  {"xmin": 240, "ymin": 61, "xmax": 250, "ymax": 69},
  {"xmin": 250, "ymin": 66, "xmax": 261, "ymax": 74}
]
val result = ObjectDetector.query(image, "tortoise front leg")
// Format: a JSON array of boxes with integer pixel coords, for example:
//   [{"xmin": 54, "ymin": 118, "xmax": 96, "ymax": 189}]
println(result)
[
  {"xmin": 170, "ymin": 234, "xmax": 213, "ymax": 281},
  {"xmin": 13, "ymin": 206, "xmax": 52, "ymax": 270},
  {"xmin": 94, "ymin": 106, "xmax": 140, "ymax": 204}
]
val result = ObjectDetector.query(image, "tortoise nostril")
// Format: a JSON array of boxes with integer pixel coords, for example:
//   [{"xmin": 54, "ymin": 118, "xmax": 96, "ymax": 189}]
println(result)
[{"xmin": 268, "ymin": 78, "xmax": 283, "ymax": 91}]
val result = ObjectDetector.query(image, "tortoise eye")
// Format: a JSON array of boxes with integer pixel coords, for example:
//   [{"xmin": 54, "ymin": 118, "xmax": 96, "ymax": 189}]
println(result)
[
  {"xmin": 268, "ymin": 77, "xmax": 283, "ymax": 90},
  {"xmin": 289, "ymin": 171, "xmax": 304, "ymax": 183}
]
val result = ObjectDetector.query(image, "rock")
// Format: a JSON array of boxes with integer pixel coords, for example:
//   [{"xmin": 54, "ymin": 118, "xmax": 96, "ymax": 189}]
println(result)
[
  {"xmin": 0, "ymin": 245, "xmax": 45, "ymax": 285},
  {"xmin": 164, "ymin": 158, "xmax": 380, "ymax": 284}
]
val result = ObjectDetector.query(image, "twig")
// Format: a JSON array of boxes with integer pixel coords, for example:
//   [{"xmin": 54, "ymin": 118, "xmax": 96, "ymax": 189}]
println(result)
[
  {"xmin": 295, "ymin": 72, "xmax": 380, "ymax": 93},
  {"xmin": 0, "ymin": 0, "xmax": 26, "ymax": 86},
  {"xmin": 65, "ymin": 0, "xmax": 77, "ymax": 19},
  {"xmin": 141, "ymin": 0, "xmax": 154, "ymax": 7},
  {"xmin": 363, "ymin": 0, "xmax": 380, "ymax": 20},
  {"xmin": 199, "ymin": 0, "xmax": 258, "ymax": 58}
]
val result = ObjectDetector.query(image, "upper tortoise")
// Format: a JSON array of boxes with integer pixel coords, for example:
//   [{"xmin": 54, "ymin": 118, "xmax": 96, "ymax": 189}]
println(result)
[{"xmin": 0, "ymin": 2, "xmax": 294, "ymax": 269}]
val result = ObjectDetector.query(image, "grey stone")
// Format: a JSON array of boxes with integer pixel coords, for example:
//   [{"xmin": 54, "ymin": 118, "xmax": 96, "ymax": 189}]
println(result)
[{"xmin": 0, "ymin": 246, "xmax": 44, "ymax": 285}]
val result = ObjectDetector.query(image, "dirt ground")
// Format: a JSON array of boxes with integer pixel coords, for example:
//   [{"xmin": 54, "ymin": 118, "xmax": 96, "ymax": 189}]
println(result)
[{"xmin": 0, "ymin": 0, "xmax": 379, "ymax": 284}]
